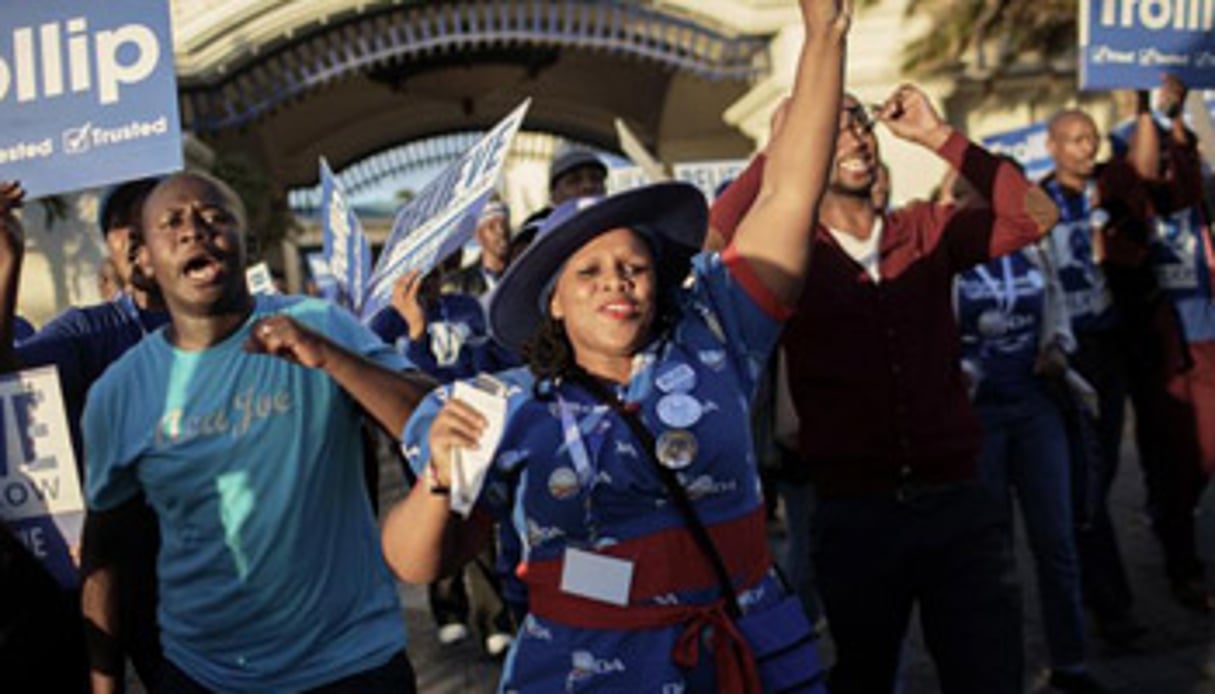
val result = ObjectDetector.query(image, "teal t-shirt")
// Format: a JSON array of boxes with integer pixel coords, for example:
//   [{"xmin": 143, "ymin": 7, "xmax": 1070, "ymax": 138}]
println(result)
[{"xmin": 83, "ymin": 296, "xmax": 407, "ymax": 691}]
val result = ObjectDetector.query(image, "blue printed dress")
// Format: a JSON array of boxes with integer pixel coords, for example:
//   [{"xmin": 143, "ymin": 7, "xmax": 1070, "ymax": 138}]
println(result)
[{"xmin": 402, "ymin": 252, "xmax": 821, "ymax": 692}]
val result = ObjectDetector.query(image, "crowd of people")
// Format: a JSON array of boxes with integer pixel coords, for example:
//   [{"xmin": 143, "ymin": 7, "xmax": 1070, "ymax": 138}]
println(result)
[{"xmin": 1, "ymin": 0, "xmax": 1213, "ymax": 691}]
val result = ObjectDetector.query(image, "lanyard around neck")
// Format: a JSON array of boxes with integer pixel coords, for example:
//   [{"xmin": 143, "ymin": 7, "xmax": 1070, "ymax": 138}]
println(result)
[
  {"xmin": 971, "ymin": 255, "xmax": 1017, "ymax": 314},
  {"xmin": 1046, "ymin": 179, "xmax": 1099, "ymax": 224}
]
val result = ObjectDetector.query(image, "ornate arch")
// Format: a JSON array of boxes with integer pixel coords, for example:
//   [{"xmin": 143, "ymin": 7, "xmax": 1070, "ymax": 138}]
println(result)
[{"xmin": 180, "ymin": 0, "xmax": 770, "ymax": 134}]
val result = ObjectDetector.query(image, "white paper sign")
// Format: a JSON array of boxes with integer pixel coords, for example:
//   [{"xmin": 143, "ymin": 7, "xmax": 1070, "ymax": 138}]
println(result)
[{"xmin": 448, "ymin": 375, "xmax": 508, "ymax": 518}]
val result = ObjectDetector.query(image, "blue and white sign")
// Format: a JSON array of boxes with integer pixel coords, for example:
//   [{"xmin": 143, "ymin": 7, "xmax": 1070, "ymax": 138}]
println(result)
[
  {"xmin": 981, "ymin": 122, "xmax": 1052, "ymax": 182},
  {"xmin": 0, "ymin": 0, "xmax": 183, "ymax": 199},
  {"xmin": 305, "ymin": 251, "xmax": 339, "ymax": 302},
  {"xmin": 0, "ymin": 367, "xmax": 84, "ymax": 589},
  {"xmin": 673, "ymin": 160, "xmax": 748, "ymax": 201},
  {"xmin": 320, "ymin": 158, "xmax": 372, "ymax": 312},
  {"xmin": 610, "ymin": 160, "xmax": 748, "ymax": 200},
  {"xmin": 607, "ymin": 165, "xmax": 652, "ymax": 195},
  {"xmin": 361, "ymin": 99, "xmax": 530, "ymax": 322},
  {"xmin": 1080, "ymin": 0, "xmax": 1215, "ymax": 90},
  {"xmin": 245, "ymin": 262, "xmax": 278, "ymax": 296}
]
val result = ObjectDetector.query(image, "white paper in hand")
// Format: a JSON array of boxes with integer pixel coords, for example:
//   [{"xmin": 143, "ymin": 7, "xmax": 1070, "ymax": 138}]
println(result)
[{"xmin": 449, "ymin": 375, "xmax": 508, "ymax": 517}]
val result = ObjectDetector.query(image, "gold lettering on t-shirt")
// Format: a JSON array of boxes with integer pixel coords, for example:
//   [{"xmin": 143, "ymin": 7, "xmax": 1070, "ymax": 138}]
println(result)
[{"xmin": 155, "ymin": 388, "xmax": 294, "ymax": 447}]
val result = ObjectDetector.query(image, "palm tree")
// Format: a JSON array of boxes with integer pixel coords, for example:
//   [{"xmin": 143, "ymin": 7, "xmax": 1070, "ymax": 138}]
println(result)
[{"xmin": 864, "ymin": 0, "xmax": 1076, "ymax": 78}]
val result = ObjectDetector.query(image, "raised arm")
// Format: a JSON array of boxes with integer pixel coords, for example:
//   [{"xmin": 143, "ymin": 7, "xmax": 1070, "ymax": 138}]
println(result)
[
  {"xmin": 244, "ymin": 315, "xmax": 436, "ymax": 436},
  {"xmin": 727, "ymin": 0, "xmax": 849, "ymax": 306},
  {"xmin": 1127, "ymin": 89, "xmax": 1164, "ymax": 183},
  {"xmin": 382, "ymin": 395, "xmax": 495, "ymax": 583},
  {"xmin": 876, "ymin": 84, "xmax": 1058, "ymax": 266},
  {"xmin": 0, "ymin": 182, "xmax": 26, "ymax": 371}
]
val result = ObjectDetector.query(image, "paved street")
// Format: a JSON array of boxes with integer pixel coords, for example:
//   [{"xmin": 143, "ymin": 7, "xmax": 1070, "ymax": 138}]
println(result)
[{"xmin": 384, "ymin": 425, "xmax": 1215, "ymax": 693}]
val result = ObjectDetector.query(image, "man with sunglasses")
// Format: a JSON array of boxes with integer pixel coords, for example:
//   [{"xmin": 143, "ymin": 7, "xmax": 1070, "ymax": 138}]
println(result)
[{"xmin": 712, "ymin": 85, "xmax": 1059, "ymax": 692}]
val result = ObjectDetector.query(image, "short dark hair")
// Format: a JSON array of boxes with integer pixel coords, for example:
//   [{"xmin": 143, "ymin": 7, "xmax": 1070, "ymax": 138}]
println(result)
[
  {"xmin": 1047, "ymin": 109, "xmax": 1096, "ymax": 139},
  {"xmin": 98, "ymin": 177, "xmax": 161, "ymax": 235}
]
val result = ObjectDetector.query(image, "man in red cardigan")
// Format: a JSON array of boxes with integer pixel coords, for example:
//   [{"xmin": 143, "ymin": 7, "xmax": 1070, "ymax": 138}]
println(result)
[{"xmin": 712, "ymin": 85, "xmax": 1058, "ymax": 693}]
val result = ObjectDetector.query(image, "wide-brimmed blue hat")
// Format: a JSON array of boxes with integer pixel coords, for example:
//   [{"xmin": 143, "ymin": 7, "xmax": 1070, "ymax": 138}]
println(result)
[{"xmin": 490, "ymin": 182, "xmax": 707, "ymax": 354}]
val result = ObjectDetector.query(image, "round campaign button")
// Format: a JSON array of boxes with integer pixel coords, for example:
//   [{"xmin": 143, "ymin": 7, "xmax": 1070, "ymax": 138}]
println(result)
[
  {"xmin": 655, "ymin": 363, "xmax": 697, "ymax": 394},
  {"xmin": 977, "ymin": 309, "xmax": 1009, "ymax": 338},
  {"xmin": 1090, "ymin": 208, "xmax": 1110, "ymax": 229},
  {"xmin": 547, "ymin": 467, "xmax": 581, "ymax": 500},
  {"xmin": 655, "ymin": 430, "xmax": 698, "ymax": 470},
  {"xmin": 656, "ymin": 393, "xmax": 703, "ymax": 429}
]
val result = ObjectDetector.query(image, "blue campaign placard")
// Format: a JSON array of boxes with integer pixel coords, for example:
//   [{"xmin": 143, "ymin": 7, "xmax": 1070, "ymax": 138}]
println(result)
[
  {"xmin": 360, "ymin": 99, "xmax": 530, "ymax": 322},
  {"xmin": 305, "ymin": 251, "xmax": 339, "ymax": 302},
  {"xmin": 0, "ymin": 0, "xmax": 183, "ymax": 199},
  {"xmin": 320, "ymin": 158, "xmax": 372, "ymax": 312},
  {"xmin": 0, "ymin": 366, "xmax": 85, "ymax": 589},
  {"xmin": 981, "ymin": 122, "xmax": 1053, "ymax": 182},
  {"xmin": 1080, "ymin": 0, "xmax": 1215, "ymax": 90}
]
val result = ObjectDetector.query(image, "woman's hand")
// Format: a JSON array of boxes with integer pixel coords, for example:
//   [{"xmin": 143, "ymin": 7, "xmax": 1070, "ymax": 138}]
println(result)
[
  {"xmin": 426, "ymin": 397, "xmax": 488, "ymax": 488},
  {"xmin": 799, "ymin": 0, "xmax": 852, "ymax": 38},
  {"xmin": 876, "ymin": 84, "xmax": 953, "ymax": 151},
  {"xmin": 392, "ymin": 269, "xmax": 428, "ymax": 342}
]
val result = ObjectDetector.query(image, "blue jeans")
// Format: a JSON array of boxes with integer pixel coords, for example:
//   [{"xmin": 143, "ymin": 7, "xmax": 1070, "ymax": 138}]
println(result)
[{"xmin": 976, "ymin": 386, "xmax": 1086, "ymax": 669}]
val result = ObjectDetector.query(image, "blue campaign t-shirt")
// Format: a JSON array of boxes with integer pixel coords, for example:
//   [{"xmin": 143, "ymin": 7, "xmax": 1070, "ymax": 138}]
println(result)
[
  {"xmin": 400, "ymin": 252, "xmax": 802, "ymax": 691},
  {"xmin": 83, "ymin": 295, "xmax": 407, "ymax": 691},
  {"xmin": 956, "ymin": 251, "xmax": 1047, "ymax": 401},
  {"xmin": 17, "ymin": 293, "xmax": 168, "ymax": 461},
  {"xmin": 13, "ymin": 315, "xmax": 35, "ymax": 342},
  {"xmin": 1147, "ymin": 204, "xmax": 1215, "ymax": 343},
  {"xmin": 1043, "ymin": 181, "xmax": 1118, "ymax": 334}
]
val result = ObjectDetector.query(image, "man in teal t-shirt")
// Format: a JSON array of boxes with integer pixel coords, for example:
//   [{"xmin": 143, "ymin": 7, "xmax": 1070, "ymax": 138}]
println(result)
[{"xmin": 83, "ymin": 172, "xmax": 434, "ymax": 691}]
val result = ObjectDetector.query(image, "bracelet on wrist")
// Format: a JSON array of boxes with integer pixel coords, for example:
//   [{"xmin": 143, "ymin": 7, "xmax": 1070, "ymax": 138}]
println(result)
[{"xmin": 426, "ymin": 463, "xmax": 450, "ymax": 496}]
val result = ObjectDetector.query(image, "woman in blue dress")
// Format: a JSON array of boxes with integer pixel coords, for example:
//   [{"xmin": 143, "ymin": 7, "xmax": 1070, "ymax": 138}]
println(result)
[{"xmin": 382, "ymin": 1, "xmax": 849, "ymax": 690}]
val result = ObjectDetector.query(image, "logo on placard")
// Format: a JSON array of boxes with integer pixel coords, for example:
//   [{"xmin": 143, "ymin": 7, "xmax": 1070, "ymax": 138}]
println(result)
[
  {"xmin": 0, "ymin": 387, "xmax": 60, "ymax": 510},
  {"xmin": 0, "ymin": 17, "xmax": 163, "ymax": 106},
  {"xmin": 1097, "ymin": 0, "xmax": 1215, "ymax": 31}
]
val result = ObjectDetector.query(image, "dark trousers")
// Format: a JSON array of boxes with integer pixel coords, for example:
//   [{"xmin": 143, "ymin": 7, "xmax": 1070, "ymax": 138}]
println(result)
[
  {"xmin": 158, "ymin": 650, "xmax": 416, "ymax": 694},
  {"xmin": 813, "ymin": 482, "xmax": 1022, "ymax": 694},
  {"xmin": 79, "ymin": 498, "xmax": 164, "ymax": 689},
  {"xmin": 1069, "ymin": 331, "xmax": 1136, "ymax": 620},
  {"xmin": 1153, "ymin": 340, "xmax": 1215, "ymax": 585},
  {"xmin": 0, "ymin": 527, "xmax": 89, "ymax": 693}
]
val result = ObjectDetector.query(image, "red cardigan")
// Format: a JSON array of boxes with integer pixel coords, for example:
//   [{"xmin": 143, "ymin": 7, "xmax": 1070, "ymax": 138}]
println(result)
[{"xmin": 712, "ymin": 132, "xmax": 1046, "ymax": 497}]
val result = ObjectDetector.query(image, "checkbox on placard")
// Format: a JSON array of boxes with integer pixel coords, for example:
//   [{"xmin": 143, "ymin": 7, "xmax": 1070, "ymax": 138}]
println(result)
[{"xmin": 62, "ymin": 124, "xmax": 92, "ymax": 155}]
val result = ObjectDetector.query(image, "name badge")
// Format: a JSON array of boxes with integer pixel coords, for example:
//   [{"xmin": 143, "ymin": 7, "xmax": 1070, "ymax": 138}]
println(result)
[{"xmin": 560, "ymin": 548, "xmax": 634, "ymax": 607}]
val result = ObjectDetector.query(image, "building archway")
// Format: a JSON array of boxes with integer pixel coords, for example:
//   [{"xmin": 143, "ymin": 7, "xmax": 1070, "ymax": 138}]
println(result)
[{"xmin": 177, "ymin": 0, "xmax": 777, "ymax": 191}]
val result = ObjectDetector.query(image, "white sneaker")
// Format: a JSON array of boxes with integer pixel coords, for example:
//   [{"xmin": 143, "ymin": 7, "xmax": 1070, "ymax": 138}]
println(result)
[
  {"xmin": 437, "ymin": 623, "xmax": 469, "ymax": 646},
  {"xmin": 485, "ymin": 632, "xmax": 513, "ymax": 657}
]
